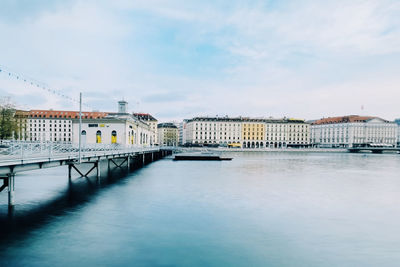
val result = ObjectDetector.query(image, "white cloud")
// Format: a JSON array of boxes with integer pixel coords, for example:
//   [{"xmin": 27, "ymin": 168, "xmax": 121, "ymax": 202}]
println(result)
[{"xmin": 0, "ymin": 0, "xmax": 399, "ymax": 121}]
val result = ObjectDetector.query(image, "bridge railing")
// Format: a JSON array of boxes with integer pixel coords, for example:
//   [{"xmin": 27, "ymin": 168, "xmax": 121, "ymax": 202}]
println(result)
[{"xmin": 0, "ymin": 140, "xmax": 159, "ymax": 163}]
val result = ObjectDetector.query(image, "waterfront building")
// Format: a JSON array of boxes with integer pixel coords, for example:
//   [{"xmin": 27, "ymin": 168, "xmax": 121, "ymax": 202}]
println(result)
[
  {"xmin": 133, "ymin": 113, "xmax": 158, "ymax": 145},
  {"xmin": 265, "ymin": 119, "xmax": 310, "ymax": 148},
  {"xmin": 242, "ymin": 119, "xmax": 265, "ymax": 148},
  {"xmin": 178, "ymin": 120, "xmax": 188, "ymax": 146},
  {"xmin": 310, "ymin": 115, "xmax": 398, "ymax": 148},
  {"xmin": 72, "ymin": 101, "xmax": 154, "ymax": 146},
  {"xmin": 184, "ymin": 116, "xmax": 310, "ymax": 148},
  {"xmin": 28, "ymin": 110, "xmax": 107, "ymax": 142},
  {"xmin": 157, "ymin": 123, "xmax": 179, "ymax": 146},
  {"xmin": 27, "ymin": 101, "xmax": 154, "ymax": 146},
  {"xmin": 395, "ymin": 119, "xmax": 400, "ymax": 147},
  {"xmin": 71, "ymin": 114, "xmax": 153, "ymax": 146},
  {"xmin": 185, "ymin": 117, "xmax": 242, "ymax": 147}
]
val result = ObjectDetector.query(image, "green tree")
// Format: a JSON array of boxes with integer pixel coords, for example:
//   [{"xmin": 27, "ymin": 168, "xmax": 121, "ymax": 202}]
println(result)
[{"xmin": 0, "ymin": 103, "xmax": 18, "ymax": 140}]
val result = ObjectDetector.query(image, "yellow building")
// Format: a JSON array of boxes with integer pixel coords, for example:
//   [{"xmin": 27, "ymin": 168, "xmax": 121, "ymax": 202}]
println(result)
[{"xmin": 242, "ymin": 121, "xmax": 265, "ymax": 148}]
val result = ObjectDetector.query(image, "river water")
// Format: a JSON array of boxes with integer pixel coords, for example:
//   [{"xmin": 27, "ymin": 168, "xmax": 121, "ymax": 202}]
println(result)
[{"xmin": 1, "ymin": 152, "xmax": 400, "ymax": 266}]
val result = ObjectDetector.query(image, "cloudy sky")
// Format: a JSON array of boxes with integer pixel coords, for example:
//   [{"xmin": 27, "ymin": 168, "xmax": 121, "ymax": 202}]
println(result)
[{"xmin": 0, "ymin": 0, "xmax": 399, "ymax": 121}]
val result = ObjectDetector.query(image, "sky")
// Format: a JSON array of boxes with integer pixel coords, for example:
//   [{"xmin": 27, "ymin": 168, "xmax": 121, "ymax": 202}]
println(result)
[{"xmin": 0, "ymin": 0, "xmax": 399, "ymax": 121}]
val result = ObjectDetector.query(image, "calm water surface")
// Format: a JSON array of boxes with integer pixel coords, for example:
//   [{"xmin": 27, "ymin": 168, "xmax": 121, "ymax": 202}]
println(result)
[{"xmin": 1, "ymin": 152, "xmax": 400, "ymax": 266}]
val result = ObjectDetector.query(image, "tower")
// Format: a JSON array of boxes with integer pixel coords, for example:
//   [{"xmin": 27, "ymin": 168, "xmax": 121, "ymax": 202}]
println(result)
[{"xmin": 118, "ymin": 100, "xmax": 128, "ymax": 114}]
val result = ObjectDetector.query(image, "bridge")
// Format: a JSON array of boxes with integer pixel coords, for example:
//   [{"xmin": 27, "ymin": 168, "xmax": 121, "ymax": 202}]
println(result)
[
  {"xmin": 0, "ymin": 141, "xmax": 173, "ymax": 208},
  {"xmin": 347, "ymin": 147, "xmax": 400, "ymax": 154}
]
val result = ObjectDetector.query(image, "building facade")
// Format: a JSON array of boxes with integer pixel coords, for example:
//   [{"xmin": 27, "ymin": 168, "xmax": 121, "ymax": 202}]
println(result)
[
  {"xmin": 28, "ymin": 110, "xmax": 107, "ymax": 142},
  {"xmin": 72, "ymin": 101, "xmax": 154, "ymax": 146},
  {"xmin": 185, "ymin": 117, "xmax": 242, "ymax": 147},
  {"xmin": 178, "ymin": 120, "xmax": 188, "ymax": 146},
  {"xmin": 184, "ymin": 117, "xmax": 310, "ymax": 148},
  {"xmin": 133, "ymin": 113, "xmax": 158, "ymax": 145},
  {"xmin": 311, "ymin": 115, "xmax": 398, "ymax": 148},
  {"xmin": 72, "ymin": 114, "xmax": 153, "ymax": 146},
  {"xmin": 395, "ymin": 119, "xmax": 400, "ymax": 147},
  {"xmin": 26, "ymin": 101, "xmax": 155, "ymax": 146},
  {"xmin": 157, "ymin": 123, "xmax": 179, "ymax": 146},
  {"xmin": 264, "ymin": 119, "xmax": 310, "ymax": 148}
]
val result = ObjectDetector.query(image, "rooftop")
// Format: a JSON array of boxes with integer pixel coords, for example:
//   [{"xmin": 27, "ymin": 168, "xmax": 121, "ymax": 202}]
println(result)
[
  {"xmin": 133, "ymin": 113, "xmax": 157, "ymax": 121},
  {"xmin": 29, "ymin": 110, "xmax": 108, "ymax": 119},
  {"xmin": 312, "ymin": 115, "xmax": 387, "ymax": 125},
  {"xmin": 186, "ymin": 116, "xmax": 306, "ymax": 123},
  {"xmin": 158, "ymin": 123, "xmax": 178, "ymax": 128}
]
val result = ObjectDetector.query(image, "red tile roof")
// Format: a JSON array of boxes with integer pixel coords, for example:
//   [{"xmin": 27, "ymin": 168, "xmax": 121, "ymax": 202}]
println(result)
[
  {"xmin": 29, "ymin": 110, "xmax": 108, "ymax": 119},
  {"xmin": 312, "ymin": 115, "xmax": 383, "ymax": 125}
]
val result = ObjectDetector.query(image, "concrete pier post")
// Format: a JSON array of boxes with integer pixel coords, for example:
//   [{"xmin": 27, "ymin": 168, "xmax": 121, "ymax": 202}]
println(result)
[
  {"xmin": 142, "ymin": 154, "xmax": 145, "ymax": 165},
  {"xmin": 127, "ymin": 156, "xmax": 130, "ymax": 171},
  {"xmin": 68, "ymin": 164, "xmax": 72, "ymax": 179},
  {"xmin": 151, "ymin": 152, "xmax": 154, "ymax": 162},
  {"xmin": 96, "ymin": 161, "xmax": 101, "ymax": 178},
  {"xmin": 8, "ymin": 173, "xmax": 15, "ymax": 207}
]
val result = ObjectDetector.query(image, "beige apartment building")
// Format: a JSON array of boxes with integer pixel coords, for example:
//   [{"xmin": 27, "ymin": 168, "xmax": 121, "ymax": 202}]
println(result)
[{"xmin": 184, "ymin": 116, "xmax": 310, "ymax": 148}]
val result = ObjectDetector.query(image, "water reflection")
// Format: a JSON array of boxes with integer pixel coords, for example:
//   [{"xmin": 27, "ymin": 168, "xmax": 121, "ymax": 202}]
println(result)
[
  {"xmin": 0, "ymin": 160, "xmax": 131, "ymax": 241},
  {"xmin": 1, "ymin": 153, "xmax": 400, "ymax": 266}
]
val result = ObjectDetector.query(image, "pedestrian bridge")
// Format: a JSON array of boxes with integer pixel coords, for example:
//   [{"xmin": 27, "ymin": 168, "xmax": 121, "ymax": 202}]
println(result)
[{"xmin": 0, "ymin": 141, "xmax": 173, "ymax": 207}]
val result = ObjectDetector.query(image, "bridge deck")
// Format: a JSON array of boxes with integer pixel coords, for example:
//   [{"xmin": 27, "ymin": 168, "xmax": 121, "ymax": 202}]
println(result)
[{"xmin": 0, "ymin": 147, "xmax": 164, "ymax": 175}]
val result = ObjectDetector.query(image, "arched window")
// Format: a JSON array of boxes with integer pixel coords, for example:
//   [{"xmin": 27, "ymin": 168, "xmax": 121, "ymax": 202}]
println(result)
[
  {"xmin": 111, "ymin": 130, "xmax": 117, "ymax": 144},
  {"xmin": 96, "ymin": 130, "xmax": 102, "ymax": 143}
]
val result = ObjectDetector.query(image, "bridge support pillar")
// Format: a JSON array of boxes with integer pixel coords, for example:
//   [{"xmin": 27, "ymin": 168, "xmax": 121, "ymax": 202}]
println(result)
[
  {"xmin": 142, "ymin": 154, "xmax": 145, "ymax": 165},
  {"xmin": 127, "ymin": 156, "xmax": 130, "ymax": 171},
  {"xmin": 8, "ymin": 173, "xmax": 15, "ymax": 207},
  {"xmin": 68, "ymin": 164, "xmax": 72, "ymax": 180},
  {"xmin": 151, "ymin": 152, "xmax": 154, "ymax": 162},
  {"xmin": 96, "ymin": 161, "xmax": 101, "ymax": 178}
]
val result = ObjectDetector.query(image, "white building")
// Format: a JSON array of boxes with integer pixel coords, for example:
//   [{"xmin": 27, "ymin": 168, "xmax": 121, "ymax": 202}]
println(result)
[
  {"xmin": 27, "ymin": 110, "xmax": 107, "ymax": 143},
  {"xmin": 72, "ymin": 115, "xmax": 153, "ymax": 146},
  {"xmin": 27, "ymin": 101, "xmax": 155, "ymax": 147},
  {"xmin": 178, "ymin": 120, "xmax": 188, "ymax": 146},
  {"xmin": 185, "ymin": 117, "xmax": 242, "ymax": 147},
  {"xmin": 133, "ymin": 113, "xmax": 158, "ymax": 145},
  {"xmin": 264, "ymin": 119, "xmax": 310, "ymax": 148},
  {"xmin": 311, "ymin": 115, "xmax": 398, "ymax": 148},
  {"xmin": 72, "ymin": 102, "xmax": 154, "ymax": 146},
  {"xmin": 395, "ymin": 119, "xmax": 400, "ymax": 147}
]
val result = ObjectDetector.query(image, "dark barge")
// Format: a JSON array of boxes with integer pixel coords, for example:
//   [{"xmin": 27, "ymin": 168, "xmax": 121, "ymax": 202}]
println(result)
[{"xmin": 174, "ymin": 153, "xmax": 232, "ymax": 161}]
